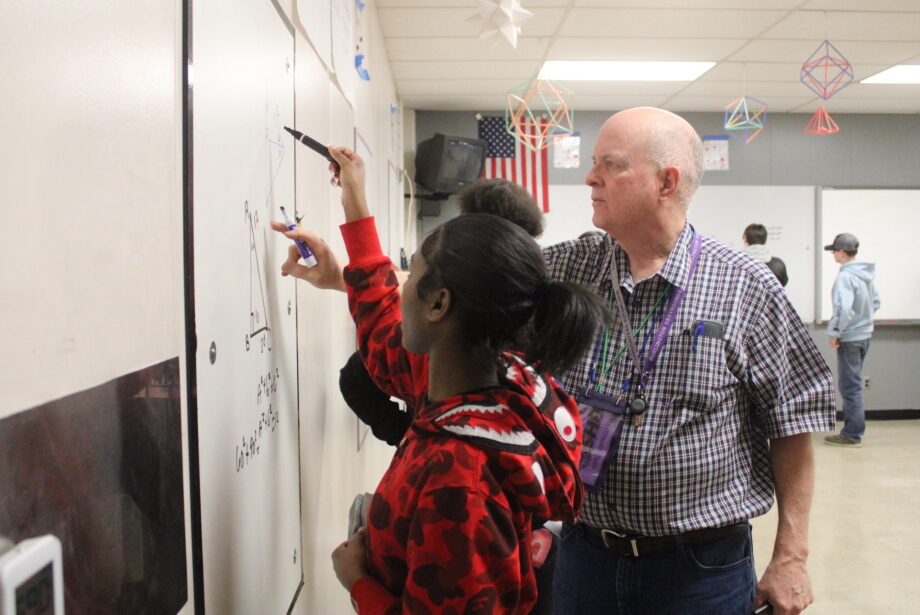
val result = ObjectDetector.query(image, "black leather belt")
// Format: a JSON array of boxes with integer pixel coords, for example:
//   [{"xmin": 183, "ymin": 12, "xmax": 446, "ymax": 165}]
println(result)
[{"xmin": 579, "ymin": 522, "xmax": 748, "ymax": 557}]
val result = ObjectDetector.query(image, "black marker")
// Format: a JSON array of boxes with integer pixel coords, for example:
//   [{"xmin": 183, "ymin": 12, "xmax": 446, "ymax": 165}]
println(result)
[{"xmin": 283, "ymin": 126, "xmax": 339, "ymax": 170}]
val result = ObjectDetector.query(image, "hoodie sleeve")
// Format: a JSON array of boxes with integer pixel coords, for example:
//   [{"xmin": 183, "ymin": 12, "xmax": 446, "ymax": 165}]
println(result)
[
  {"xmin": 341, "ymin": 217, "xmax": 428, "ymax": 409},
  {"xmin": 872, "ymin": 280, "xmax": 881, "ymax": 313},
  {"xmin": 350, "ymin": 485, "xmax": 523, "ymax": 615},
  {"xmin": 827, "ymin": 272, "xmax": 856, "ymax": 337}
]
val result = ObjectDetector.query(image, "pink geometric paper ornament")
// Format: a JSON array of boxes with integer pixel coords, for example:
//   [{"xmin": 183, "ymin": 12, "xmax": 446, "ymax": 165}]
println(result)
[
  {"xmin": 505, "ymin": 78, "xmax": 574, "ymax": 151},
  {"xmin": 800, "ymin": 40, "xmax": 854, "ymax": 100},
  {"xmin": 723, "ymin": 96, "xmax": 767, "ymax": 144},
  {"xmin": 804, "ymin": 106, "xmax": 840, "ymax": 135}
]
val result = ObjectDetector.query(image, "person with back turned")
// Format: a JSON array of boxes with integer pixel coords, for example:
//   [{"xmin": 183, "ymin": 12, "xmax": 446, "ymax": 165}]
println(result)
[
  {"xmin": 743, "ymin": 223, "xmax": 788, "ymax": 287},
  {"xmin": 822, "ymin": 233, "xmax": 880, "ymax": 448}
]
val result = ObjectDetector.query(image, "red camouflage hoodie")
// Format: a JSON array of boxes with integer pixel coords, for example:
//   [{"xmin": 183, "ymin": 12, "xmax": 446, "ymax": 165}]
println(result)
[{"xmin": 341, "ymin": 217, "xmax": 584, "ymax": 614}]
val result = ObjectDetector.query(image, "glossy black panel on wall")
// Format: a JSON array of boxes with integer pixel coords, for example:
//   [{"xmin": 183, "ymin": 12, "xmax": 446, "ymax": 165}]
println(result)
[{"xmin": 0, "ymin": 358, "xmax": 187, "ymax": 615}]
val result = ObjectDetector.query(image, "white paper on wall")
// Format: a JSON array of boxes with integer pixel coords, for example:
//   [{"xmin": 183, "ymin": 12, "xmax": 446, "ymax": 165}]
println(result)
[
  {"xmin": 296, "ymin": 0, "xmax": 332, "ymax": 71},
  {"xmin": 702, "ymin": 135, "xmax": 729, "ymax": 171},
  {"xmin": 553, "ymin": 133, "xmax": 580, "ymax": 168},
  {"xmin": 331, "ymin": 0, "xmax": 356, "ymax": 107}
]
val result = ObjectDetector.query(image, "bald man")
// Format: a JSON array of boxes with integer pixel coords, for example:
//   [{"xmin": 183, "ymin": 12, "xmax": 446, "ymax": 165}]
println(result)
[{"xmin": 544, "ymin": 108, "xmax": 835, "ymax": 615}]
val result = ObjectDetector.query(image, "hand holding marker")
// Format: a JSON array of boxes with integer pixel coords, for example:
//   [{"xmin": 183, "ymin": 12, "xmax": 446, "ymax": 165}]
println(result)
[
  {"xmin": 279, "ymin": 206, "xmax": 317, "ymax": 267},
  {"xmin": 278, "ymin": 126, "xmax": 336, "ymax": 268}
]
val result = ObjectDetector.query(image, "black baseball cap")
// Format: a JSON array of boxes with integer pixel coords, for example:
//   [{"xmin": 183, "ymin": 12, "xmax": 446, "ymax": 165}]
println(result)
[{"xmin": 824, "ymin": 233, "xmax": 859, "ymax": 252}]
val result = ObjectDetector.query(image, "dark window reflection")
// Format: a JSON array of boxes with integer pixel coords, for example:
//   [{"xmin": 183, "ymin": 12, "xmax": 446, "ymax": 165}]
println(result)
[{"xmin": 0, "ymin": 358, "xmax": 187, "ymax": 615}]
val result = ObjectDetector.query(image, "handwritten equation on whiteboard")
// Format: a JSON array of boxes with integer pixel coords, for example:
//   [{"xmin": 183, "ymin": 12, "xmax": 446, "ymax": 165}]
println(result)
[{"xmin": 235, "ymin": 368, "xmax": 281, "ymax": 472}]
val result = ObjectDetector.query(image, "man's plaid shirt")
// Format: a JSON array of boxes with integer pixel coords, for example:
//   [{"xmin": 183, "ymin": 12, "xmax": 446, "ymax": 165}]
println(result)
[{"xmin": 544, "ymin": 225, "xmax": 835, "ymax": 536}]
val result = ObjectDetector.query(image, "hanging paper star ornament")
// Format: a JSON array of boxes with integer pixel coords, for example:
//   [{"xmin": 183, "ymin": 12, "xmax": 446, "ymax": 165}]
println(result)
[{"xmin": 467, "ymin": 0, "xmax": 533, "ymax": 49}]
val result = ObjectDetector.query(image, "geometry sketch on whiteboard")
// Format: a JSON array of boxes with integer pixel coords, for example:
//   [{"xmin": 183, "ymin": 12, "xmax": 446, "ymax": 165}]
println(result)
[
  {"xmin": 245, "ymin": 199, "xmax": 272, "ymax": 354},
  {"xmin": 244, "ymin": 100, "xmax": 288, "ymax": 355}
]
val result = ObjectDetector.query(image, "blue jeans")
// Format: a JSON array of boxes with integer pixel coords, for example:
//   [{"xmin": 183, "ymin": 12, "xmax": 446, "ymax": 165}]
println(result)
[
  {"xmin": 553, "ymin": 523, "xmax": 756, "ymax": 615},
  {"xmin": 838, "ymin": 339, "xmax": 870, "ymax": 443}
]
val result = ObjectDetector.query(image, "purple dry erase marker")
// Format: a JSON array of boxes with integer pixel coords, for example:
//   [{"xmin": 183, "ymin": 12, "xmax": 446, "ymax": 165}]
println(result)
[{"xmin": 280, "ymin": 207, "xmax": 318, "ymax": 267}]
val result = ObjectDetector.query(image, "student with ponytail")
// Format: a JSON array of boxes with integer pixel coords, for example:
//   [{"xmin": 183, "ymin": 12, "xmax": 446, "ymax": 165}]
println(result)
[{"xmin": 273, "ymin": 147, "xmax": 605, "ymax": 614}]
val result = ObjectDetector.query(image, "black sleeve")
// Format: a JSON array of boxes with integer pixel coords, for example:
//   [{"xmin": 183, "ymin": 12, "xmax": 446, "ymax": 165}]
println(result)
[
  {"xmin": 339, "ymin": 351, "xmax": 412, "ymax": 446},
  {"xmin": 767, "ymin": 257, "xmax": 789, "ymax": 287}
]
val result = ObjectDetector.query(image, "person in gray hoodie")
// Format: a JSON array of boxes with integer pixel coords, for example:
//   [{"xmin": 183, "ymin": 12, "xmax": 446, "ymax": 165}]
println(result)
[
  {"xmin": 743, "ymin": 223, "xmax": 788, "ymax": 286},
  {"xmin": 823, "ymin": 233, "xmax": 880, "ymax": 447}
]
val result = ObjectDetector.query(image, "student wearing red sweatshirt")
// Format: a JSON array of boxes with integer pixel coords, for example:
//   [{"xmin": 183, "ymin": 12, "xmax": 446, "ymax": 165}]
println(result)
[{"xmin": 273, "ymin": 147, "xmax": 605, "ymax": 614}]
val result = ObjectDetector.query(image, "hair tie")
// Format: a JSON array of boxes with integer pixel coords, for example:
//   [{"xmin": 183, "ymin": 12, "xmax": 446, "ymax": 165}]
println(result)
[{"xmin": 534, "ymin": 275, "xmax": 553, "ymax": 301}]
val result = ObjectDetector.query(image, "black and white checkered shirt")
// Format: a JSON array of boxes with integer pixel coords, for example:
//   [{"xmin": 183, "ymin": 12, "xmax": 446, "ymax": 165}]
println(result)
[{"xmin": 544, "ymin": 224, "xmax": 835, "ymax": 536}]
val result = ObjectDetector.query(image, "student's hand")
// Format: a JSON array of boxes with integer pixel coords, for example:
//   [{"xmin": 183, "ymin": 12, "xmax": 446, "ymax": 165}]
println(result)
[
  {"xmin": 829, "ymin": 338, "xmax": 840, "ymax": 349},
  {"xmin": 328, "ymin": 146, "xmax": 370, "ymax": 222},
  {"xmin": 331, "ymin": 526, "xmax": 369, "ymax": 592},
  {"xmin": 270, "ymin": 222, "xmax": 347, "ymax": 292}
]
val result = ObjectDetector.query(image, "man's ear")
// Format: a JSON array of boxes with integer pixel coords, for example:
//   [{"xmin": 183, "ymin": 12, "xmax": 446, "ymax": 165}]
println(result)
[
  {"xmin": 658, "ymin": 165, "xmax": 681, "ymax": 202},
  {"xmin": 426, "ymin": 288, "xmax": 452, "ymax": 323}
]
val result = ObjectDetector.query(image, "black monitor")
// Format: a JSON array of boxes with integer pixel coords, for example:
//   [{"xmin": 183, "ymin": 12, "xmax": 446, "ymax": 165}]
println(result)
[{"xmin": 414, "ymin": 133, "xmax": 486, "ymax": 196}]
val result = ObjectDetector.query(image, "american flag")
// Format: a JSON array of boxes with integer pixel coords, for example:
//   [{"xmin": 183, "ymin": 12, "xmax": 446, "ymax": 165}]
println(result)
[{"xmin": 478, "ymin": 116, "xmax": 550, "ymax": 213}]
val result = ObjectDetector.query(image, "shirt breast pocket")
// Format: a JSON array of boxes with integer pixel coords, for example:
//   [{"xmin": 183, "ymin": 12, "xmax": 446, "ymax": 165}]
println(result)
[{"xmin": 661, "ymin": 330, "xmax": 734, "ymax": 413}]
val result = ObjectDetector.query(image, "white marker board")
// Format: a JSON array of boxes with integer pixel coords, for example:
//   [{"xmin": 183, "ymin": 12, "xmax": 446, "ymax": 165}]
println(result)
[
  {"xmin": 819, "ymin": 189, "xmax": 920, "ymax": 323},
  {"xmin": 688, "ymin": 185, "xmax": 816, "ymax": 323},
  {"xmin": 192, "ymin": 0, "xmax": 302, "ymax": 612}
]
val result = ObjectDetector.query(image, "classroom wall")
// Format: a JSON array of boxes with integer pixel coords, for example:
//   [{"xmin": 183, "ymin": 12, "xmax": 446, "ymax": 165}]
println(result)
[{"xmin": 412, "ymin": 110, "xmax": 920, "ymax": 412}]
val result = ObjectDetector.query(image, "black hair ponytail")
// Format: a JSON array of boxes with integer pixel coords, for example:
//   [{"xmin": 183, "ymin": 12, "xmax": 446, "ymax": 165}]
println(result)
[
  {"xmin": 527, "ymin": 279, "xmax": 608, "ymax": 375},
  {"xmin": 417, "ymin": 214, "xmax": 607, "ymax": 376}
]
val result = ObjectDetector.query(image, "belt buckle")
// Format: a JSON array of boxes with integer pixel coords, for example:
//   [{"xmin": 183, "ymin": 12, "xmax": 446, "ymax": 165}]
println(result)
[{"xmin": 600, "ymin": 528, "xmax": 640, "ymax": 557}]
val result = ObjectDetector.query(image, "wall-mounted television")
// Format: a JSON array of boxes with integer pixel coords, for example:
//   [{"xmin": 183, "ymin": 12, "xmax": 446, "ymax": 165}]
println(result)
[{"xmin": 414, "ymin": 133, "xmax": 486, "ymax": 196}]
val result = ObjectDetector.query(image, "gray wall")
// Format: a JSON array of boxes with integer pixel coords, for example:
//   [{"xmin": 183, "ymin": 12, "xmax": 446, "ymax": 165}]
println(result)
[{"xmin": 414, "ymin": 109, "xmax": 920, "ymax": 412}]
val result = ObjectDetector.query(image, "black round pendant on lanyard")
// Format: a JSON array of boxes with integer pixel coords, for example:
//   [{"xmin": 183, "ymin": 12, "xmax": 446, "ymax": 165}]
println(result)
[{"xmin": 608, "ymin": 262, "xmax": 650, "ymax": 427}]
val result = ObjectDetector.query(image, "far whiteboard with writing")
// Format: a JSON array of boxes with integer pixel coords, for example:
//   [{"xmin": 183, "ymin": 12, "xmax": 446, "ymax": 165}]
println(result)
[
  {"xmin": 819, "ymin": 189, "xmax": 920, "ymax": 322},
  {"xmin": 541, "ymin": 184, "xmax": 816, "ymax": 323},
  {"xmin": 688, "ymin": 185, "xmax": 816, "ymax": 323},
  {"xmin": 192, "ymin": 0, "xmax": 302, "ymax": 613}
]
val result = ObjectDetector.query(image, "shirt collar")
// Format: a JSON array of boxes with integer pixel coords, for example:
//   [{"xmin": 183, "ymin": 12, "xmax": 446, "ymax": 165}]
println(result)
[{"xmin": 611, "ymin": 223, "xmax": 695, "ymax": 291}]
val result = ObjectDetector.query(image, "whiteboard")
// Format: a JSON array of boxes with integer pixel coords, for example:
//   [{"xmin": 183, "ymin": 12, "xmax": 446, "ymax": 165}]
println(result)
[
  {"xmin": 689, "ymin": 185, "xmax": 816, "ymax": 323},
  {"xmin": 819, "ymin": 189, "xmax": 920, "ymax": 322},
  {"xmin": 541, "ymin": 185, "xmax": 816, "ymax": 322},
  {"xmin": 192, "ymin": 0, "xmax": 302, "ymax": 613}
]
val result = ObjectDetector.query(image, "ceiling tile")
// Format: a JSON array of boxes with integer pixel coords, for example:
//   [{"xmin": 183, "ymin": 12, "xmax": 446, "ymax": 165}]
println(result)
[
  {"xmin": 762, "ymin": 10, "xmax": 920, "ymax": 41},
  {"xmin": 391, "ymin": 60, "xmax": 540, "ymax": 80},
  {"xmin": 397, "ymin": 79, "xmax": 521, "ymax": 96},
  {"xmin": 574, "ymin": 0, "xmax": 802, "ymax": 7},
  {"xmin": 401, "ymin": 95, "xmax": 509, "ymax": 111},
  {"xmin": 802, "ymin": 0, "xmax": 920, "ymax": 12},
  {"xmin": 701, "ymin": 61, "xmax": 893, "ymax": 82},
  {"xmin": 678, "ymin": 80, "xmax": 815, "ymax": 98},
  {"xmin": 560, "ymin": 8, "xmax": 786, "ymax": 38},
  {"xmin": 385, "ymin": 37, "xmax": 550, "ymax": 61},
  {"xmin": 827, "ymin": 83, "xmax": 920, "ymax": 99},
  {"xmin": 377, "ymin": 0, "xmax": 569, "ymax": 7},
  {"xmin": 378, "ymin": 7, "xmax": 566, "ymax": 38},
  {"xmin": 548, "ymin": 37, "xmax": 743, "ymax": 61},
  {"xmin": 552, "ymin": 81, "xmax": 687, "ymax": 96},
  {"xmin": 662, "ymin": 95, "xmax": 815, "ymax": 113},
  {"xmin": 730, "ymin": 39, "xmax": 920, "ymax": 64}
]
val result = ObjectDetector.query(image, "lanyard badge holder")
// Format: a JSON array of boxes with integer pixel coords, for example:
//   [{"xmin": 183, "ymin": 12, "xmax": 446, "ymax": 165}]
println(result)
[{"xmin": 575, "ymin": 386, "xmax": 628, "ymax": 490}]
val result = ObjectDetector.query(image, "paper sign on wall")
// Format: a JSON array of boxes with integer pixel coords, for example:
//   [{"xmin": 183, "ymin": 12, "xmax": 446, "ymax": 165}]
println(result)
[{"xmin": 703, "ymin": 135, "xmax": 729, "ymax": 171}]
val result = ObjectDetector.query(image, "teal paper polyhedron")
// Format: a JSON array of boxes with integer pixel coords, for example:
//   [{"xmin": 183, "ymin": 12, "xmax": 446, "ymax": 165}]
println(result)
[{"xmin": 723, "ymin": 96, "xmax": 767, "ymax": 144}]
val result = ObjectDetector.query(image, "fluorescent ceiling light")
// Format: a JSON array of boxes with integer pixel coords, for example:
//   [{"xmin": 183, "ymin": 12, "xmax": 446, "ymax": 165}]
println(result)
[
  {"xmin": 861, "ymin": 65, "xmax": 920, "ymax": 84},
  {"xmin": 539, "ymin": 61, "xmax": 715, "ymax": 81}
]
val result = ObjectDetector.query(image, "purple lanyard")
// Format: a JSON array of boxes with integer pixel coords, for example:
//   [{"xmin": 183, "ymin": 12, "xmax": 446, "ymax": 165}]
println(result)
[{"xmin": 610, "ymin": 231, "xmax": 702, "ymax": 393}]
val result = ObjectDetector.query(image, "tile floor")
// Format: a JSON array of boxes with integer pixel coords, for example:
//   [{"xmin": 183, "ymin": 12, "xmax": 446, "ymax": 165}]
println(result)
[{"xmin": 751, "ymin": 420, "xmax": 920, "ymax": 615}]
